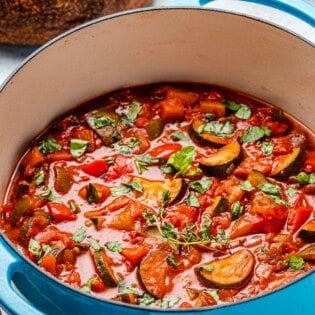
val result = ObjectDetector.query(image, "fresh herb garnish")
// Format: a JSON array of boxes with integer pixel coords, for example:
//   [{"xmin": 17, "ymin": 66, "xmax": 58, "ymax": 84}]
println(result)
[
  {"xmin": 224, "ymin": 100, "xmax": 251, "ymax": 120},
  {"xmin": 28, "ymin": 238, "xmax": 42, "ymax": 260},
  {"xmin": 231, "ymin": 201, "xmax": 244, "ymax": 220},
  {"xmin": 70, "ymin": 139, "xmax": 89, "ymax": 158},
  {"xmin": 201, "ymin": 120, "xmax": 234, "ymax": 137},
  {"xmin": 31, "ymin": 169, "xmax": 45, "ymax": 186},
  {"xmin": 93, "ymin": 115, "xmax": 116, "ymax": 128},
  {"xmin": 72, "ymin": 226, "xmax": 87, "ymax": 242},
  {"xmin": 160, "ymin": 163, "xmax": 176, "ymax": 174},
  {"xmin": 167, "ymin": 146, "xmax": 196, "ymax": 176},
  {"xmin": 296, "ymin": 172, "xmax": 315, "ymax": 185},
  {"xmin": 122, "ymin": 101, "xmax": 142, "ymax": 125},
  {"xmin": 171, "ymin": 131, "xmax": 187, "ymax": 141},
  {"xmin": 240, "ymin": 126, "xmax": 272, "ymax": 143},
  {"xmin": 159, "ymin": 296, "xmax": 181, "ymax": 309},
  {"xmin": 87, "ymin": 236, "xmax": 102, "ymax": 251},
  {"xmin": 187, "ymin": 192, "xmax": 200, "ymax": 208},
  {"xmin": 258, "ymin": 182, "xmax": 281, "ymax": 195},
  {"xmin": 37, "ymin": 186, "xmax": 57, "ymax": 201},
  {"xmin": 287, "ymin": 186, "xmax": 298, "ymax": 198},
  {"xmin": 261, "ymin": 141, "xmax": 274, "ymax": 155},
  {"xmin": 161, "ymin": 190, "xmax": 171, "ymax": 206},
  {"xmin": 138, "ymin": 293, "xmax": 156, "ymax": 306},
  {"xmin": 118, "ymin": 137, "xmax": 140, "ymax": 155},
  {"xmin": 38, "ymin": 137, "xmax": 61, "ymax": 155},
  {"xmin": 118, "ymin": 280, "xmax": 141, "ymax": 295},
  {"xmin": 239, "ymin": 180, "xmax": 254, "ymax": 191},
  {"xmin": 285, "ymin": 255, "xmax": 305, "ymax": 270},
  {"xmin": 111, "ymin": 184, "xmax": 132, "ymax": 197},
  {"xmin": 200, "ymin": 214, "xmax": 212, "ymax": 241},
  {"xmin": 106, "ymin": 241, "xmax": 122, "ymax": 253},
  {"xmin": 135, "ymin": 155, "xmax": 160, "ymax": 174},
  {"xmin": 188, "ymin": 179, "xmax": 212, "ymax": 194},
  {"xmin": 167, "ymin": 254, "xmax": 180, "ymax": 268}
]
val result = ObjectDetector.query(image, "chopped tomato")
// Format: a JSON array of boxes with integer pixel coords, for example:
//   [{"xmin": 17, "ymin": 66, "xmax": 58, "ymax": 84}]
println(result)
[
  {"xmin": 35, "ymin": 226, "xmax": 74, "ymax": 248},
  {"xmin": 287, "ymin": 205, "xmax": 312, "ymax": 233},
  {"xmin": 160, "ymin": 97, "xmax": 185, "ymax": 122},
  {"xmin": 48, "ymin": 150, "xmax": 73, "ymax": 162},
  {"xmin": 303, "ymin": 150, "xmax": 315, "ymax": 172},
  {"xmin": 230, "ymin": 214, "xmax": 265, "ymax": 239},
  {"xmin": 261, "ymin": 205, "xmax": 288, "ymax": 233},
  {"xmin": 265, "ymin": 121, "xmax": 288, "ymax": 136},
  {"xmin": 80, "ymin": 160, "xmax": 109, "ymax": 177},
  {"xmin": 90, "ymin": 277, "xmax": 106, "ymax": 292},
  {"xmin": 47, "ymin": 202, "xmax": 77, "ymax": 222},
  {"xmin": 207, "ymin": 90, "xmax": 223, "ymax": 101},
  {"xmin": 121, "ymin": 245, "xmax": 150, "ymax": 266},
  {"xmin": 40, "ymin": 254, "xmax": 57, "ymax": 275},
  {"xmin": 149, "ymin": 143, "xmax": 182, "ymax": 160},
  {"xmin": 65, "ymin": 271, "xmax": 81, "ymax": 287},
  {"xmin": 165, "ymin": 204, "xmax": 198, "ymax": 230}
]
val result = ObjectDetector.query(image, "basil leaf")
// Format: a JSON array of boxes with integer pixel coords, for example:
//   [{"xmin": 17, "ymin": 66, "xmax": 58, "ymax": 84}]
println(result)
[
  {"xmin": 129, "ymin": 181, "xmax": 143, "ymax": 193},
  {"xmin": 187, "ymin": 192, "xmax": 200, "ymax": 208},
  {"xmin": 139, "ymin": 293, "xmax": 156, "ymax": 306},
  {"xmin": 135, "ymin": 155, "xmax": 160, "ymax": 175},
  {"xmin": 258, "ymin": 182, "xmax": 280, "ymax": 195},
  {"xmin": 160, "ymin": 163, "xmax": 176, "ymax": 174},
  {"xmin": 87, "ymin": 236, "xmax": 102, "ymax": 251},
  {"xmin": 240, "ymin": 126, "xmax": 272, "ymax": 143},
  {"xmin": 161, "ymin": 190, "xmax": 171, "ymax": 206},
  {"xmin": 171, "ymin": 131, "xmax": 187, "ymax": 141},
  {"xmin": 28, "ymin": 238, "xmax": 42, "ymax": 260},
  {"xmin": 160, "ymin": 296, "xmax": 180, "ymax": 309},
  {"xmin": 167, "ymin": 255, "xmax": 180, "ymax": 268},
  {"xmin": 296, "ymin": 172, "xmax": 315, "ymax": 185},
  {"xmin": 111, "ymin": 184, "xmax": 132, "ymax": 197},
  {"xmin": 200, "ymin": 214, "xmax": 212, "ymax": 241},
  {"xmin": 38, "ymin": 137, "xmax": 61, "ymax": 155},
  {"xmin": 70, "ymin": 139, "xmax": 89, "ymax": 158},
  {"xmin": 203, "ymin": 120, "xmax": 234, "ymax": 137},
  {"xmin": 223, "ymin": 99, "xmax": 241, "ymax": 111},
  {"xmin": 118, "ymin": 280, "xmax": 141, "ymax": 295},
  {"xmin": 287, "ymin": 186, "xmax": 298, "ymax": 198},
  {"xmin": 239, "ymin": 180, "xmax": 254, "ymax": 191},
  {"xmin": 37, "ymin": 186, "xmax": 57, "ymax": 201},
  {"xmin": 122, "ymin": 101, "xmax": 142, "ymax": 126},
  {"xmin": 86, "ymin": 183, "xmax": 100, "ymax": 203},
  {"xmin": 231, "ymin": 201, "xmax": 243, "ymax": 220},
  {"xmin": 32, "ymin": 169, "xmax": 45, "ymax": 186},
  {"xmin": 235, "ymin": 105, "xmax": 251, "ymax": 120},
  {"xmin": 261, "ymin": 141, "xmax": 274, "ymax": 155},
  {"xmin": 94, "ymin": 115, "xmax": 116, "ymax": 128},
  {"xmin": 72, "ymin": 226, "xmax": 87, "ymax": 243},
  {"xmin": 188, "ymin": 179, "xmax": 212, "ymax": 194},
  {"xmin": 286, "ymin": 255, "xmax": 305, "ymax": 270},
  {"xmin": 105, "ymin": 241, "xmax": 121, "ymax": 253},
  {"xmin": 167, "ymin": 146, "xmax": 196, "ymax": 175}
]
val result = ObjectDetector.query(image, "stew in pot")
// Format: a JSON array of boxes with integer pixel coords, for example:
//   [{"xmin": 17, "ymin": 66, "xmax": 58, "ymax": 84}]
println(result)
[{"xmin": 1, "ymin": 83, "xmax": 314, "ymax": 309}]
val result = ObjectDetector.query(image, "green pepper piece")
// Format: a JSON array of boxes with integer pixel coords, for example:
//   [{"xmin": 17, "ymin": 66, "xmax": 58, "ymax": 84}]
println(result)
[
  {"xmin": 145, "ymin": 118, "xmax": 164, "ymax": 140},
  {"xmin": 11, "ymin": 196, "xmax": 32, "ymax": 223}
]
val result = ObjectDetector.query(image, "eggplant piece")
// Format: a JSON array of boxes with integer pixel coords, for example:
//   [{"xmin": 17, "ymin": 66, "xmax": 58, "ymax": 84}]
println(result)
[
  {"xmin": 132, "ymin": 176, "xmax": 186, "ymax": 206},
  {"xmin": 54, "ymin": 165, "xmax": 72, "ymax": 194},
  {"xmin": 271, "ymin": 147, "xmax": 305, "ymax": 179},
  {"xmin": 297, "ymin": 244, "xmax": 315, "ymax": 262},
  {"xmin": 189, "ymin": 118, "xmax": 230, "ymax": 147},
  {"xmin": 199, "ymin": 141, "xmax": 243, "ymax": 177},
  {"xmin": 86, "ymin": 109, "xmax": 122, "ymax": 146},
  {"xmin": 92, "ymin": 249, "xmax": 118, "ymax": 287},
  {"xmin": 206, "ymin": 196, "xmax": 229, "ymax": 216},
  {"xmin": 112, "ymin": 293, "xmax": 138, "ymax": 304},
  {"xmin": 145, "ymin": 118, "xmax": 164, "ymax": 140},
  {"xmin": 298, "ymin": 220, "xmax": 315, "ymax": 243},
  {"xmin": 195, "ymin": 249, "xmax": 255, "ymax": 289},
  {"xmin": 11, "ymin": 196, "xmax": 32, "ymax": 224},
  {"xmin": 138, "ymin": 249, "xmax": 172, "ymax": 299}
]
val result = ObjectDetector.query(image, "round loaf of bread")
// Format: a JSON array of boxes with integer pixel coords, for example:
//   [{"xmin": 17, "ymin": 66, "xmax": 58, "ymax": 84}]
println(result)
[{"xmin": 0, "ymin": 0, "xmax": 151, "ymax": 45}]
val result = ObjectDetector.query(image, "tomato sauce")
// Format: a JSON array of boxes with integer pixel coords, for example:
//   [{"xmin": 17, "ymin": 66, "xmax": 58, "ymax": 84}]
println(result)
[{"xmin": 1, "ymin": 83, "xmax": 314, "ymax": 309}]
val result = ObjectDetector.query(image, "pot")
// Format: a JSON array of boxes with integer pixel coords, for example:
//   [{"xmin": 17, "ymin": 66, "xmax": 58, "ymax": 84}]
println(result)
[{"xmin": 0, "ymin": 3, "xmax": 314, "ymax": 315}]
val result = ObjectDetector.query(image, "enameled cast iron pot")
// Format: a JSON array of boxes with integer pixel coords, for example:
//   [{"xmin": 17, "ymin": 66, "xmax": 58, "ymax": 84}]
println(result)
[{"xmin": 0, "ymin": 3, "xmax": 314, "ymax": 315}]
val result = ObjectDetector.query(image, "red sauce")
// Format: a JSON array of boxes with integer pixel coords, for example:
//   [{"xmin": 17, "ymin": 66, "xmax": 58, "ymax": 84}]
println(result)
[{"xmin": 1, "ymin": 83, "xmax": 314, "ymax": 309}]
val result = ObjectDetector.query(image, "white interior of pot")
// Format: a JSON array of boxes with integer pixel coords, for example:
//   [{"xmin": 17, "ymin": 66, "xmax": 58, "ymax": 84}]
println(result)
[{"xmin": 0, "ymin": 7, "xmax": 314, "ymax": 197}]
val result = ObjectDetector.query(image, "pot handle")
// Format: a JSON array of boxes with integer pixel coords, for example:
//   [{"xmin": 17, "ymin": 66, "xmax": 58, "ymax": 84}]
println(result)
[
  {"xmin": 0, "ymin": 236, "xmax": 60, "ymax": 315},
  {"xmin": 200, "ymin": 0, "xmax": 315, "ymax": 26}
]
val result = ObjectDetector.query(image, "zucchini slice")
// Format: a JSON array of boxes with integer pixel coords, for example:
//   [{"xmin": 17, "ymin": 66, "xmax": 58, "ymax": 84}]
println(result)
[
  {"xmin": 199, "ymin": 141, "xmax": 242, "ymax": 177},
  {"xmin": 195, "ymin": 249, "xmax": 255, "ymax": 289},
  {"xmin": 92, "ymin": 249, "xmax": 118, "ymax": 287},
  {"xmin": 132, "ymin": 176, "xmax": 186, "ymax": 206},
  {"xmin": 271, "ymin": 147, "xmax": 305, "ymax": 179},
  {"xmin": 297, "ymin": 244, "xmax": 315, "ymax": 262},
  {"xmin": 298, "ymin": 220, "xmax": 315, "ymax": 243},
  {"xmin": 138, "ymin": 250, "xmax": 173, "ymax": 299},
  {"xmin": 189, "ymin": 118, "xmax": 230, "ymax": 147},
  {"xmin": 206, "ymin": 196, "xmax": 229, "ymax": 216}
]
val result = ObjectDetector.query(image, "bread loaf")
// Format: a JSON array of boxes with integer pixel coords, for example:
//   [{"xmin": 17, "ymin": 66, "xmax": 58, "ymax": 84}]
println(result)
[{"xmin": 0, "ymin": 0, "xmax": 151, "ymax": 45}]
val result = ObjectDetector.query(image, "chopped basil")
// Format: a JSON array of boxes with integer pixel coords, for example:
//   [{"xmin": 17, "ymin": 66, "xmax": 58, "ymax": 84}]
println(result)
[
  {"xmin": 139, "ymin": 293, "xmax": 156, "ymax": 306},
  {"xmin": 143, "ymin": 210, "xmax": 157, "ymax": 225},
  {"xmin": 235, "ymin": 105, "xmax": 252, "ymax": 120},
  {"xmin": 111, "ymin": 184, "xmax": 132, "ymax": 197},
  {"xmin": 239, "ymin": 180, "xmax": 254, "ymax": 191},
  {"xmin": 187, "ymin": 192, "xmax": 200, "ymax": 208},
  {"xmin": 188, "ymin": 179, "xmax": 212, "ymax": 194},
  {"xmin": 160, "ymin": 163, "xmax": 176, "ymax": 174},
  {"xmin": 231, "ymin": 201, "xmax": 244, "ymax": 220},
  {"xmin": 37, "ymin": 187, "xmax": 57, "ymax": 201},
  {"xmin": 201, "ymin": 264, "xmax": 214, "ymax": 272},
  {"xmin": 118, "ymin": 280, "xmax": 141, "ymax": 295},
  {"xmin": 261, "ymin": 141, "xmax": 274, "ymax": 155},
  {"xmin": 129, "ymin": 181, "xmax": 143, "ymax": 193},
  {"xmin": 105, "ymin": 241, "xmax": 122, "ymax": 253},
  {"xmin": 93, "ymin": 115, "xmax": 116, "ymax": 129},
  {"xmin": 258, "ymin": 182, "xmax": 281, "ymax": 195},
  {"xmin": 223, "ymin": 99, "xmax": 241, "ymax": 111},
  {"xmin": 167, "ymin": 146, "xmax": 196, "ymax": 176},
  {"xmin": 205, "ymin": 113, "xmax": 216, "ymax": 122},
  {"xmin": 159, "ymin": 296, "xmax": 181, "ymax": 309},
  {"xmin": 171, "ymin": 131, "xmax": 187, "ymax": 141},
  {"xmin": 38, "ymin": 137, "xmax": 61, "ymax": 155},
  {"xmin": 118, "ymin": 137, "xmax": 140, "ymax": 155},
  {"xmin": 270, "ymin": 195, "xmax": 288, "ymax": 206},
  {"xmin": 135, "ymin": 155, "xmax": 159, "ymax": 175},
  {"xmin": 240, "ymin": 126, "xmax": 271, "ymax": 143},
  {"xmin": 296, "ymin": 172, "xmax": 315, "ymax": 185},
  {"xmin": 286, "ymin": 255, "xmax": 305, "ymax": 270},
  {"xmin": 287, "ymin": 186, "xmax": 298, "ymax": 198},
  {"xmin": 167, "ymin": 254, "xmax": 180, "ymax": 268},
  {"xmin": 86, "ymin": 183, "xmax": 99, "ymax": 203},
  {"xmin": 213, "ymin": 229, "xmax": 230, "ymax": 247},
  {"xmin": 31, "ymin": 169, "xmax": 45, "ymax": 186},
  {"xmin": 161, "ymin": 190, "xmax": 171, "ymax": 206},
  {"xmin": 70, "ymin": 139, "xmax": 89, "ymax": 158},
  {"xmin": 87, "ymin": 236, "xmax": 102, "ymax": 251},
  {"xmin": 28, "ymin": 238, "xmax": 42, "ymax": 260},
  {"xmin": 72, "ymin": 226, "xmax": 87, "ymax": 243},
  {"xmin": 200, "ymin": 214, "xmax": 212, "ymax": 241},
  {"xmin": 203, "ymin": 120, "xmax": 234, "ymax": 137},
  {"xmin": 126, "ymin": 101, "xmax": 142, "ymax": 122}
]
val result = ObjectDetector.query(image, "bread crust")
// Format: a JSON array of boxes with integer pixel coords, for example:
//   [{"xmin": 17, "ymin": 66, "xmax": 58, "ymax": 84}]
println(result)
[{"xmin": 0, "ymin": 0, "xmax": 150, "ymax": 45}]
